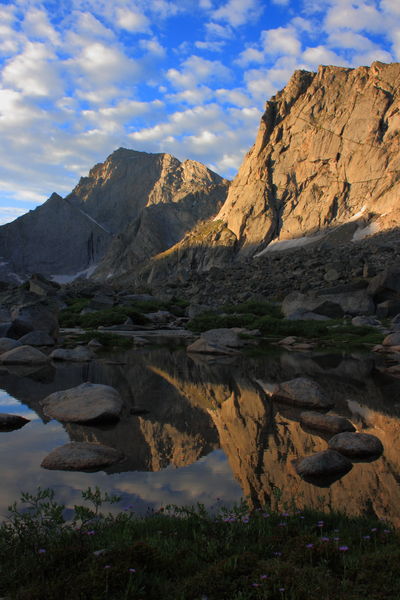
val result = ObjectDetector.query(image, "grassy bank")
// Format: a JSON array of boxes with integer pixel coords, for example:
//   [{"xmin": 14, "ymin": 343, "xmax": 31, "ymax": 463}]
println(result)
[
  {"xmin": 1, "ymin": 488, "xmax": 399, "ymax": 599},
  {"xmin": 187, "ymin": 302, "xmax": 383, "ymax": 348}
]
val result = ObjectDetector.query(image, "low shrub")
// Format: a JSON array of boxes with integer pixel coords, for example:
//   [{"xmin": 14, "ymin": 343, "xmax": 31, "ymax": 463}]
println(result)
[{"xmin": 0, "ymin": 488, "xmax": 399, "ymax": 600}]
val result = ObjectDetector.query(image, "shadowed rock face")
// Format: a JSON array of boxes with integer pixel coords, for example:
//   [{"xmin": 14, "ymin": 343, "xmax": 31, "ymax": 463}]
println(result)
[
  {"xmin": 0, "ymin": 149, "xmax": 228, "ymax": 281},
  {"xmin": 215, "ymin": 62, "xmax": 400, "ymax": 255}
]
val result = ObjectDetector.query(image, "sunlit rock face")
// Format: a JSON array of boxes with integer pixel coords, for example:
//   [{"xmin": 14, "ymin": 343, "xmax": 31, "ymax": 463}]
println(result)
[
  {"xmin": 216, "ymin": 62, "xmax": 400, "ymax": 255},
  {"xmin": 0, "ymin": 149, "xmax": 227, "ymax": 280},
  {"xmin": 150, "ymin": 350, "xmax": 400, "ymax": 526}
]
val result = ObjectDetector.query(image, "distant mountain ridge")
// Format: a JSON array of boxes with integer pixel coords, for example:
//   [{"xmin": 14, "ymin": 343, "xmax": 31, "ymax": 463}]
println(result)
[{"xmin": 0, "ymin": 148, "xmax": 228, "ymax": 282}]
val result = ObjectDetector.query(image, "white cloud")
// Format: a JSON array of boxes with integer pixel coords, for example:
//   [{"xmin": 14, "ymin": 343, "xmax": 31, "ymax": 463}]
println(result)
[
  {"xmin": 0, "ymin": 206, "xmax": 27, "ymax": 225},
  {"xmin": 168, "ymin": 86, "xmax": 213, "ymax": 105},
  {"xmin": 2, "ymin": 42, "xmax": 64, "ymax": 97},
  {"xmin": 205, "ymin": 22, "xmax": 233, "ymax": 39},
  {"xmin": 115, "ymin": 7, "xmax": 150, "ymax": 33},
  {"xmin": 139, "ymin": 37, "xmax": 166, "ymax": 57},
  {"xmin": 195, "ymin": 40, "xmax": 226, "ymax": 52},
  {"xmin": 167, "ymin": 55, "xmax": 231, "ymax": 89},
  {"xmin": 22, "ymin": 8, "xmax": 60, "ymax": 46},
  {"xmin": 236, "ymin": 47, "xmax": 265, "ymax": 66},
  {"xmin": 262, "ymin": 26, "xmax": 301, "ymax": 56},
  {"xmin": 302, "ymin": 45, "xmax": 347, "ymax": 67},
  {"xmin": 212, "ymin": 0, "xmax": 263, "ymax": 27},
  {"xmin": 67, "ymin": 42, "xmax": 141, "ymax": 88},
  {"xmin": 215, "ymin": 87, "xmax": 253, "ymax": 107},
  {"xmin": 325, "ymin": 1, "xmax": 386, "ymax": 34}
]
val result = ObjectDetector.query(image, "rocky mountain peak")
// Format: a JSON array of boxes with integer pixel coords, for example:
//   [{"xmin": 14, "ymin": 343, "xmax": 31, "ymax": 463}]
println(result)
[{"xmin": 0, "ymin": 148, "xmax": 228, "ymax": 282}]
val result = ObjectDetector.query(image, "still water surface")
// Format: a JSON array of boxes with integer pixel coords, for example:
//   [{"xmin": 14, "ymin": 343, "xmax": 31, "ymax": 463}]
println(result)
[{"xmin": 0, "ymin": 347, "xmax": 399, "ymax": 525}]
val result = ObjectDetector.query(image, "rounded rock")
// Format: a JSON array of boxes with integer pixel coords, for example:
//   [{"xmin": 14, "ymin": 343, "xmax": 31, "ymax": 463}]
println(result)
[
  {"xmin": 295, "ymin": 450, "xmax": 353, "ymax": 478},
  {"xmin": 328, "ymin": 432, "xmax": 383, "ymax": 458},
  {"xmin": 41, "ymin": 442, "xmax": 124, "ymax": 471},
  {"xmin": 300, "ymin": 411, "xmax": 356, "ymax": 434},
  {"xmin": 41, "ymin": 382, "xmax": 123, "ymax": 423},
  {"xmin": 0, "ymin": 345, "xmax": 50, "ymax": 365}
]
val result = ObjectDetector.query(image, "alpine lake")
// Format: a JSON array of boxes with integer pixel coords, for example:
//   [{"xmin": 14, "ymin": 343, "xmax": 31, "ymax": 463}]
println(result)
[{"xmin": 1, "ymin": 344, "xmax": 400, "ymax": 526}]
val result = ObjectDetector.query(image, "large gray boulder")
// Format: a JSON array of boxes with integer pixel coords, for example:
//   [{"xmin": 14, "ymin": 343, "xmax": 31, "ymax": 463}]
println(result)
[
  {"xmin": 300, "ymin": 411, "xmax": 356, "ymax": 434},
  {"xmin": 41, "ymin": 442, "xmax": 124, "ymax": 471},
  {"xmin": 282, "ymin": 292, "xmax": 343, "ymax": 319},
  {"xmin": 18, "ymin": 331, "xmax": 55, "ymax": 346},
  {"xmin": 328, "ymin": 432, "xmax": 383, "ymax": 458},
  {"xmin": 0, "ymin": 413, "xmax": 30, "ymax": 430},
  {"xmin": 0, "ymin": 338, "xmax": 22, "ymax": 354},
  {"xmin": 187, "ymin": 328, "xmax": 243, "ymax": 355},
  {"xmin": 258, "ymin": 377, "xmax": 332, "ymax": 409},
  {"xmin": 10, "ymin": 301, "xmax": 59, "ymax": 338},
  {"xmin": 41, "ymin": 382, "xmax": 123, "ymax": 423},
  {"xmin": 382, "ymin": 332, "xmax": 400, "ymax": 346},
  {"xmin": 0, "ymin": 345, "xmax": 50, "ymax": 365},
  {"xmin": 295, "ymin": 450, "xmax": 353, "ymax": 479},
  {"xmin": 50, "ymin": 346, "xmax": 93, "ymax": 362}
]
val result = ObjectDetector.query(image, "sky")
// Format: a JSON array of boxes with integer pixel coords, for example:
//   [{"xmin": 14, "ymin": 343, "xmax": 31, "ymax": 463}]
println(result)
[{"xmin": 0, "ymin": 0, "xmax": 398, "ymax": 225}]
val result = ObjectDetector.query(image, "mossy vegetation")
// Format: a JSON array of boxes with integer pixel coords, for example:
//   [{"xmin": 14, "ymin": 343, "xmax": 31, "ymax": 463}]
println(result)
[
  {"xmin": 188, "ymin": 303, "xmax": 383, "ymax": 348},
  {"xmin": 59, "ymin": 297, "xmax": 189, "ymax": 328},
  {"xmin": 72, "ymin": 331, "xmax": 134, "ymax": 349},
  {"xmin": 1, "ymin": 487, "xmax": 399, "ymax": 600}
]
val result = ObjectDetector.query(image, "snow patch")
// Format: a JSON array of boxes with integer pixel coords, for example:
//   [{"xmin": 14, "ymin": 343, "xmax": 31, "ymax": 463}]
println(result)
[
  {"xmin": 352, "ymin": 222, "xmax": 380, "ymax": 241},
  {"xmin": 254, "ymin": 233, "xmax": 324, "ymax": 256},
  {"xmin": 348, "ymin": 205, "xmax": 367, "ymax": 222},
  {"xmin": 51, "ymin": 264, "xmax": 98, "ymax": 284}
]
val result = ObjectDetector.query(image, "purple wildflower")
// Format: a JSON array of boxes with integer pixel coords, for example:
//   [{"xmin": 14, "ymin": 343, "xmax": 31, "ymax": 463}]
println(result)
[
  {"xmin": 321, "ymin": 537, "xmax": 330, "ymax": 542},
  {"xmin": 38, "ymin": 548, "xmax": 46, "ymax": 554},
  {"xmin": 339, "ymin": 545, "xmax": 349, "ymax": 552},
  {"xmin": 363, "ymin": 535, "xmax": 371, "ymax": 540},
  {"xmin": 306, "ymin": 544, "xmax": 313, "ymax": 549},
  {"xmin": 129, "ymin": 568, "xmax": 136, "ymax": 573},
  {"xmin": 260, "ymin": 574, "xmax": 268, "ymax": 579}
]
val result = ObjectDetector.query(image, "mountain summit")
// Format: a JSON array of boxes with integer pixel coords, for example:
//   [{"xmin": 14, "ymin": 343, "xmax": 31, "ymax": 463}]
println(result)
[{"xmin": 0, "ymin": 149, "xmax": 228, "ymax": 282}]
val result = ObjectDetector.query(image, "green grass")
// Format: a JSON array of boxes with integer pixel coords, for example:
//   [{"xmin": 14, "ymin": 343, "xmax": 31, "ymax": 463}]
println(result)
[
  {"xmin": 0, "ymin": 488, "xmax": 399, "ymax": 600},
  {"xmin": 60, "ymin": 297, "xmax": 189, "ymax": 329},
  {"xmin": 187, "ymin": 305, "xmax": 384, "ymax": 348},
  {"xmin": 68, "ymin": 331, "xmax": 134, "ymax": 349}
]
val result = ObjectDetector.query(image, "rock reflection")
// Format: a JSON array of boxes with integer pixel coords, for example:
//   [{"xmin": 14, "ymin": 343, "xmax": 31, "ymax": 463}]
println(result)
[
  {"xmin": 148, "ymin": 349, "xmax": 400, "ymax": 526},
  {"xmin": 1, "ymin": 347, "xmax": 400, "ymax": 525}
]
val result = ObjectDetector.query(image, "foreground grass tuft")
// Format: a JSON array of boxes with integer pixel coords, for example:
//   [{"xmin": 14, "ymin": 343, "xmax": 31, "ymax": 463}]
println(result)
[{"xmin": 0, "ymin": 488, "xmax": 399, "ymax": 599}]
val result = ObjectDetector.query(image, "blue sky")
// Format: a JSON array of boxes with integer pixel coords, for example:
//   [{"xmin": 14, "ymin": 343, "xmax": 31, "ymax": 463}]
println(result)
[{"xmin": 0, "ymin": 0, "xmax": 398, "ymax": 224}]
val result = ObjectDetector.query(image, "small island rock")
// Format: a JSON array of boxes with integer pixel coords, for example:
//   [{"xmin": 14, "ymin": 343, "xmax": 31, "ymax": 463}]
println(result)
[
  {"xmin": 41, "ymin": 382, "xmax": 123, "ymax": 423},
  {"xmin": 41, "ymin": 442, "xmax": 124, "ymax": 471},
  {"xmin": 300, "ymin": 411, "xmax": 356, "ymax": 434},
  {"xmin": 295, "ymin": 450, "xmax": 353, "ymax": 478},
  {"xmin": 0, "ymin": 345, "xmax": 50, "ymax": 365},
  {"xmin": 328, "ymin": 432, "xmax": 384, "ymax": 458}
]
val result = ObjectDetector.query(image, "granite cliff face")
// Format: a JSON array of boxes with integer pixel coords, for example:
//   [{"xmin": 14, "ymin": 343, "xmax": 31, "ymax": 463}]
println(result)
[
  {"xmin": 217, "ymin": 61, "xmax": 400, "ymax": 255},
  {"xmin": 144, "ymin": 61, "xmax": 400, "ymax": 287},
  {"xmin": 0, "ymin": 149, "xmax": 227, "ymax": 282}
]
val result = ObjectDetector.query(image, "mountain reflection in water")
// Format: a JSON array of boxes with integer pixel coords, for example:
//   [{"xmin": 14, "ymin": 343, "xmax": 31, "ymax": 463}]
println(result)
[{"xmin": 0, "ymin": 348, "xmax": 399, "ymax": 526}]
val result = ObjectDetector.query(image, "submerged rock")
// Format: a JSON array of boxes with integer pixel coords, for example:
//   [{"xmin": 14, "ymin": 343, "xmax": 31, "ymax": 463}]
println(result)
[
  {"xmin": 50, "ymin": 346, "xmax": 93, "ymax": 362},
  {"xmin": 258, "ymin": 377, "xmax": 332, "ymax": 409},
  {"xmin": 187, "ymin": 328, "xmax": 243, "ymax": 355},
  {"xmin": 300, "ymin": 411, "xmax": 356, "ymax": 434},
  {"xmin": 0, "ymin": 413, "xmax": 30, "ymax": 431},
  {"xmin": 295, "ymin": 450, "xmax": 353, "ymax": 479},
  {"xmin": 41, "ymin": 442, "xmax": 124, "ymax": 471},
  {"xmin": 328, "ymin": 432, "xmax": 384, "ymax": 458},
  {"xmin": 41, "ymin": 382, "xmax": 123, "ymax": 423},
  {"xmin": 0, "ymin": 345, "xmax": 50, "ymax": 365}
]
